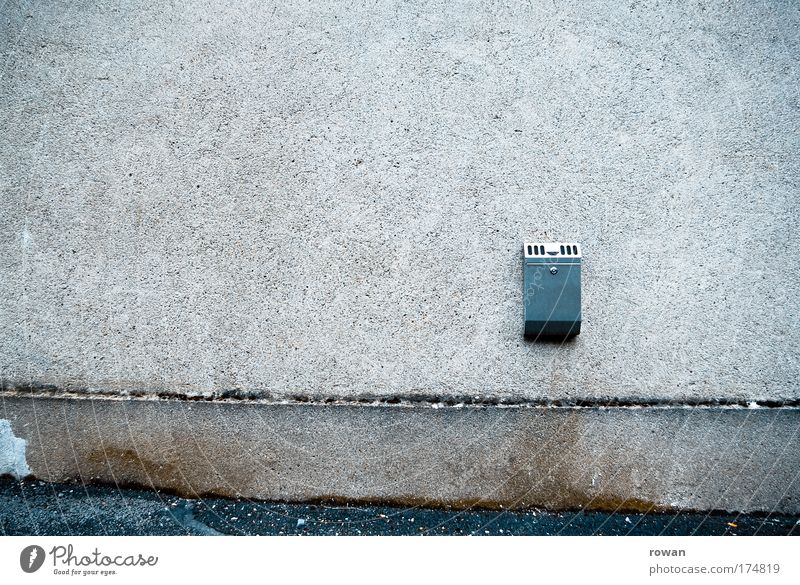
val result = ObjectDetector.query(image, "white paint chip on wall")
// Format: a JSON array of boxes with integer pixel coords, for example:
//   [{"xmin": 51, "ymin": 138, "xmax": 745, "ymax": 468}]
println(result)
[{"xmin": 0, "ymin": 419, "xmax": 31, "ymax": 479}]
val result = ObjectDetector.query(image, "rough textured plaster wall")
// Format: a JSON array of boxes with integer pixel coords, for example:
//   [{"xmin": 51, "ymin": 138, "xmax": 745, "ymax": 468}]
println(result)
[{"xmin": 1, "ymin": 0, "xmax": 798, "ymax": 402}]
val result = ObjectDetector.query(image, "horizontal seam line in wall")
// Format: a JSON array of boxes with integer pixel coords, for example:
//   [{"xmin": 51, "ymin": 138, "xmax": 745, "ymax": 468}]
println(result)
[{"xmin": 1, "ymin": 389, "xmax": 799, "ymax": 410}]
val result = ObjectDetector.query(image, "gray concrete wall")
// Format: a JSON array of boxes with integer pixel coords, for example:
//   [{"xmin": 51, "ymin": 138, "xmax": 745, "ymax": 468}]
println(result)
[
  {"xmin": 4, "ymin": 397, "xmax": 800, "ymax": 513},
  {"xmin": 2, "ymin": 0, "xmax": 799, "ymax": 404}
]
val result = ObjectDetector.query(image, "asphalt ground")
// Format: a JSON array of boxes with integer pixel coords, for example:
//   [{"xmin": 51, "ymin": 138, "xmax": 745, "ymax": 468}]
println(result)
[{"xmin": 1, "ymin": 478, "xmax": 797, "ymax": 536}]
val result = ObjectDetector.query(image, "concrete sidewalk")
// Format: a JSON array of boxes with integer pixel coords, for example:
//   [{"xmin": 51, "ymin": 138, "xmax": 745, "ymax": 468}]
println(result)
[{"xmin": 2, "ymin": 478, "xmax": 797, "ymax": 536}]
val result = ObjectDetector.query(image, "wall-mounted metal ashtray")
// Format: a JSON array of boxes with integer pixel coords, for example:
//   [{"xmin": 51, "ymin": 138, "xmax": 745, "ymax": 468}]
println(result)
[{"xmin": 523, "ymin": 242, "xmax": 582, "ymax": 339}]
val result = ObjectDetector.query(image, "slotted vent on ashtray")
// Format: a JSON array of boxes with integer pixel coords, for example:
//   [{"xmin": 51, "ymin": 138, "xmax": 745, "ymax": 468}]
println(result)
[{"xmin": 523, "ymin": 242, "xmax": 582, "ymax": 258}]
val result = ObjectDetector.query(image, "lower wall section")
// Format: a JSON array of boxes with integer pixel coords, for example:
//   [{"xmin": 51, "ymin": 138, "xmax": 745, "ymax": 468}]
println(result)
[{"xmin": 1, "ymin": 396, "xmax": 798, "ymax": 513}]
